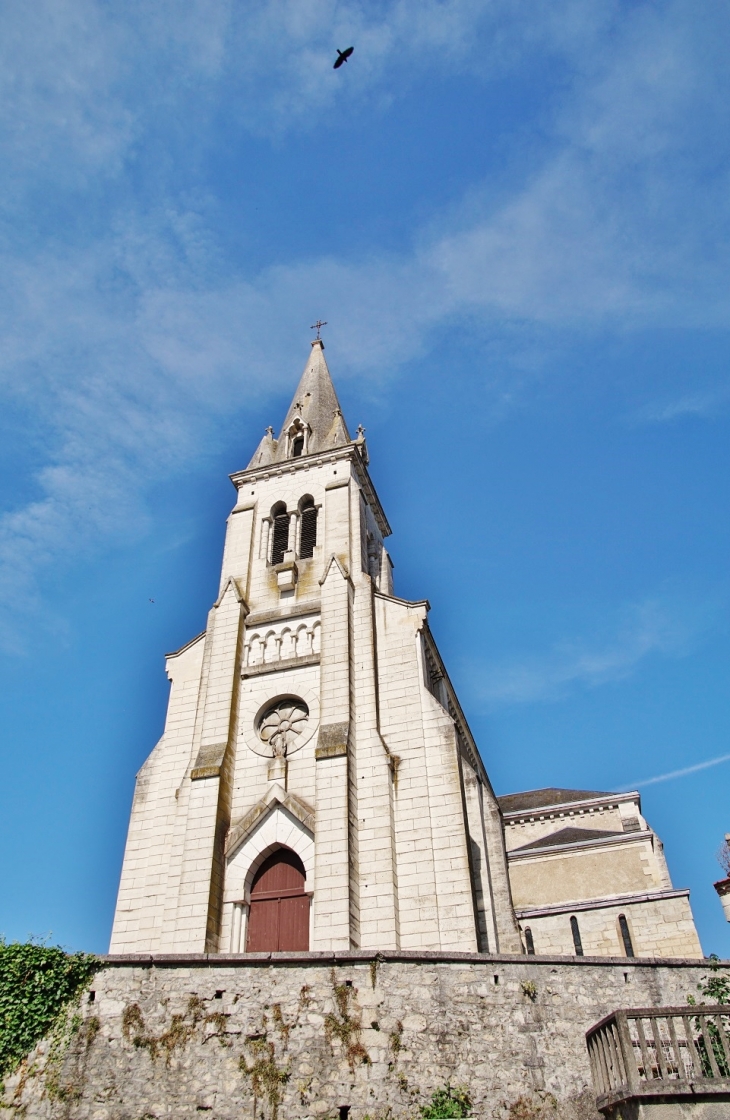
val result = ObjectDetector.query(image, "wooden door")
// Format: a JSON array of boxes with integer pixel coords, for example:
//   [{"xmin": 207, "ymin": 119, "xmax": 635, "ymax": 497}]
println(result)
[{"xmin": 246, "ymin": 848, "xmax": 309, "ymax": 952}]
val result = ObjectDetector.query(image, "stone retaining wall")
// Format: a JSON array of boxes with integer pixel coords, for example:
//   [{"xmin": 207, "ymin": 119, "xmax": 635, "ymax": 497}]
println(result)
[{"xmin": 3, "ymin": 951, "xmax": 727, "ymax": 1120}]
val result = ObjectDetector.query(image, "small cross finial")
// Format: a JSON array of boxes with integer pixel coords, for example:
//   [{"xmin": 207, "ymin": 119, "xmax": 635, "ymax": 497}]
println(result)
[{"xmin": 310, "ymin": 319, "xmax": 327, "ymax": 340}]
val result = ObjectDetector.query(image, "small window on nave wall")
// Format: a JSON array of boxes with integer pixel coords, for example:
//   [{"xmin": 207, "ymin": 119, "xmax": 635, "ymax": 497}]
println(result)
[
  {"xmin": 570, "ymin": 915, "xmax": 584, "ymax": 956},
  {"xmin": 299, "ymin": 496, "xmax": 317, "ymax": 559},
  {"xmin": 246, "ymin": 848, "xmax": 309, "ymax": 952},
  {"xmin": 270, "ymin": 503, "xmax": 290, "ymax": 565},
  {"xmin": 618, "ymin": 913, "xmax": 635, "ymax": 957}
]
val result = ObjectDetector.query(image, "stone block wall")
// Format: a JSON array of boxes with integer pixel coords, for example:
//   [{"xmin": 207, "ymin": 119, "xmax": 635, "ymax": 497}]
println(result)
[
  {"xmin": 518, "ymin": 891, "xmax": 701, "ymax": 959},
  {"xmin": 4, "ymin": 952, "xmax": 727, "ymax": 1120}
]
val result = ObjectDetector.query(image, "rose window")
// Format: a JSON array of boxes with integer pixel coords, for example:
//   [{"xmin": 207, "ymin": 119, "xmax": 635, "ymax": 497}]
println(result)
[{"xmin": 257, "ymin": 698, "xmax": 309, "ymax": 757}]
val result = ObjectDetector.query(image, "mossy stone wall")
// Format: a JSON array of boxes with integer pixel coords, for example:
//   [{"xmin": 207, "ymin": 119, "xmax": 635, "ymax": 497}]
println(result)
[{"xmin": 3, "ymin": 951, "xmax": 727, "ymax": 1120}]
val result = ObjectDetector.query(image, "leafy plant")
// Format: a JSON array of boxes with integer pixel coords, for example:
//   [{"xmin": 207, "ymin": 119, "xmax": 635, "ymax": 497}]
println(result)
[
  {"xmin": 324, "ymin": 971, "xmax": 370, "ymax": 1070},
  {"xmin": 0, "ymin": 939, "xmax": 99, "ymax": 1088},
  {"xmin": 240, "ymin": 1034, "xmax": 290, "ymax": 1120},
  {"xmin": 520, "ymin": 980, "xmax": 537, "ymax": 1002},
  {"xmin": 420, "ymin": 1084, "xmax": 471, "ymax": 1118},
  {"xmin": 687, "ymin": 956, "xmax": 730, "ymax": 1077},
  {"xmin": 687, "ymin": 955, "xmax": 730, "ymax": 1007}
]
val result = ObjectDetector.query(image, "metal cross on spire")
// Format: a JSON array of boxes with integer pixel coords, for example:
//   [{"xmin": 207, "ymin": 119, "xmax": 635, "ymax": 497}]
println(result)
[{"xmin": 310, "ymin": 319, "xmax": 328, "ymax": 340}]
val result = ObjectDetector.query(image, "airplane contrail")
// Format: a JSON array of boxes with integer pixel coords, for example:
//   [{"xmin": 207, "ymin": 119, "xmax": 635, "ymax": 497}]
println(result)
[{"xmin": 619, "ymin": 751, "xmax": 730, "ymax": 791}]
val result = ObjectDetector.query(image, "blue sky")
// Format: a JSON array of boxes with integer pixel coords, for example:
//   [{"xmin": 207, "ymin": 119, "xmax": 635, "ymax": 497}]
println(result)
[{"xmin": 1, "ymin": 0, "xmax": 729, "ymax": 956}]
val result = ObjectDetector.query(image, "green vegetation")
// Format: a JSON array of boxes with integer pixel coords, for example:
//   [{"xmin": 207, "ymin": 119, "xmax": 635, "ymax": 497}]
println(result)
[
  {"xmin": 420, "ymin": 1084, "xmax": 471, "ymax": 1118},
  {"xmin": 687, "ymin": 955, "xmax": 730, "ymax": 1077},
  {"xmin": 240, "ymin": 1034, "xmax": 290, "ymax": 1120},
  {"xmin": 121, "ymin": 996, "xmax": 229, "ymax": 1063},
  {"xmin": 240, "ymin": 1005, "xmax": 294, "ymax": 1119},
  {"xmin": 692, "ymin": 955, "xmax": 730, "ymax": 1006},
  {"xmin": 0, "ymin": 939, "xmax": 99, "ymax": 1088},
  {"xmin": 520, "ymin": 980, "xmax": 538, "ymax": 1001},
  {"xmin": 323, "ymin": 972, "xmax": 371, "ymax": 1070}
]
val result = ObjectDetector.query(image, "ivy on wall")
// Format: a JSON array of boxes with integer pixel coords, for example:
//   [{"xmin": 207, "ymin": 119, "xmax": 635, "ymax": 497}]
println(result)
[{"xmin": 0, "ymin": 939, "xmax": 99, "ymax": 1087}]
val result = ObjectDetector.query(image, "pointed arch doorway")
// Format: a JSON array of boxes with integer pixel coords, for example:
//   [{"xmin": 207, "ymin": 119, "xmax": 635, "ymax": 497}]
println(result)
[{"xmin": 246, "ymin": 848, "xmax": 310, "ymax": 952}]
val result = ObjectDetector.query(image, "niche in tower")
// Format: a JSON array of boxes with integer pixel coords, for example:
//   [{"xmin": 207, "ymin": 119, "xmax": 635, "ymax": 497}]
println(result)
[{"xmin": 287, "ymin": 417, "xmax": 308, "ymax": 458}]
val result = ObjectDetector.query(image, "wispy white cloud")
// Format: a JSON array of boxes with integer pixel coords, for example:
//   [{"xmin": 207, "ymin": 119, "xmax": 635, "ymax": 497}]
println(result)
[
  {"xmin": 0, "ymin": 0, "xmax": 584, "ymax": 172},
  {"xmin": 636, "ymin": 388, "xmax": 730, "ymax": 423},
  {"xmin": 475, "ymin": 592, "xmax": 725, "ymax": 706},
  {"xmin": 619, "ymin": 752, "xmax": 730, "ymax": 791},
  {"xmin": 214, "ymin": 0, "xmax": 618, "ymax": 137},
  {"xmin": 1, "ymin": 0, "xmax": 729, "ymax": 643}
]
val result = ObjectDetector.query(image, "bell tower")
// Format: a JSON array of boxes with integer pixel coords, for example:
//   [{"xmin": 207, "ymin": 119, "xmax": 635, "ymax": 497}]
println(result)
[{"xmin": 110, "ymin": 339, "xmax": 521, "ymax": 956}]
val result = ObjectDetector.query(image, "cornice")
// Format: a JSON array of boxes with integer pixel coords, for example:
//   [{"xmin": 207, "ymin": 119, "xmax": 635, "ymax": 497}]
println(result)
[
  {"xmin": 242, "ymin": 653, "xmax": 320, "ymax": 679},
  {"xmin": 507, "ymin": 828, "xmax": 653, "ymax": 861},
  {"xmin": 245, "ymin": 600, "xmax": 321, "ymax": 628},
  {"xmin": 420, "ymin": 622, "xmax": 494, "ymax": 797},
  {"xmin": 502, "ymin": 790, "xmax": 640, "ymax": 824},
  {"xmin": 374, "ymin": 590, "xmax": 430, "ymax": 612},
  {"xmin": 165, "ymin": 631, "xmax": 206, "ymax": 659},
  {"xmin": 100, "ymin": 947, "xmax": 718, "ymax": 968},
  {"xmin": 514, "ymin": 887, "xmax": 691, "ymax": 920}
]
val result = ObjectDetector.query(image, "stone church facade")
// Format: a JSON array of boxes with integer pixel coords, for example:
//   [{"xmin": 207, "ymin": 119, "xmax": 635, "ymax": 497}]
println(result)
[{"xmin": 110, "ymin": 340, "xmax": 701, "ymax": 963}]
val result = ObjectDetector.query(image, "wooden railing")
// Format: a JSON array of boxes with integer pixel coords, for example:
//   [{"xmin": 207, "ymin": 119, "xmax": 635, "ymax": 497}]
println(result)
[{"xmin": 586, "ymin": 1006, "xmax": 730, "ymax": 1111}]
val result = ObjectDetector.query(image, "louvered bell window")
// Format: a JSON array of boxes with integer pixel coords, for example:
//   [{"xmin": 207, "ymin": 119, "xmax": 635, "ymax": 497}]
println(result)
[
  {"xmin": 299, "ymin": 502, "xmax": 317, "ymax": 559},
  {"xmin": 271, "ymin": 512, "xmax": 290, "ymax": 565}
]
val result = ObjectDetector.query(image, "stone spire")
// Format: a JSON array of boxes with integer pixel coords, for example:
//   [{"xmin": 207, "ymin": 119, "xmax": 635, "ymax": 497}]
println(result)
[{"xmin": 247, "ymin": 340, "xmax": 350, "ymax": 468}]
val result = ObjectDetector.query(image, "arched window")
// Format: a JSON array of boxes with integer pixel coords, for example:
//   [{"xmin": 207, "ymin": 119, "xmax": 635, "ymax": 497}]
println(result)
[
  {"xmin": 287, "ymin": 418, "xmax": 307, "ymax": 458},
  {"xmin": 618, "ymin": 913, "xmax": 635, "ymax": 957},
  {"xmin": 524, "ymin": 927, "xmax": 535, "ymax": 955},
  {"xmin": 270, "ymin": 503, "xmax": 289, "ymax": 565},
  {"xmin": 246, "ymin": 848, "xmax": 309, "ymax": 952},
  {"xmin": 570, "ymin": 915, "xmax": 584, "ymax": 956},
  {"xmin": 299, "ymin": 496, "xmax": 318, "ymax": 559}
]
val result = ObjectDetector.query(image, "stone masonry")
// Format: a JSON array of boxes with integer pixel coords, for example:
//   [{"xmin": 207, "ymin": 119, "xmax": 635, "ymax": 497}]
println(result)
[
  {"xmin": 501, "ymin": 790, "xmax": 701, "ymax": 960},
  {"xmin": 4, "ymin": 954, "xmax": 728, "ymax": 1120}
]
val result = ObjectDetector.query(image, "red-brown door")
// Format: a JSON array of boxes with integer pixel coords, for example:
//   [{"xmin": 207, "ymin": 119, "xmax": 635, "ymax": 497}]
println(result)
[{"xmin": 246, "ymin": 848, "xmax": 309, "ymax": 952}]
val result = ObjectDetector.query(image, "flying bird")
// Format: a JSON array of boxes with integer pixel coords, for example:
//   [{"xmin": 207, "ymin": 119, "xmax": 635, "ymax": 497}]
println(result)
[{"xmin": 333, "ymin": 46, "xmax": 354, "ymax": 69}]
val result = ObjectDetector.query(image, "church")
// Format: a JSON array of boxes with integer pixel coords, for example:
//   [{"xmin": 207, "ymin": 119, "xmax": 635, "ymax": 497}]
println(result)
[{"xmin": 111, "ymin": 339, "xmax": 702, "ymax": 963}]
